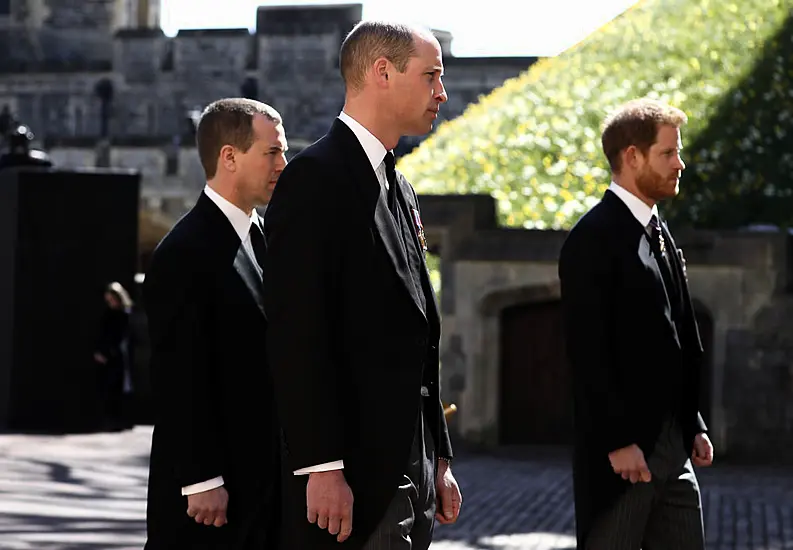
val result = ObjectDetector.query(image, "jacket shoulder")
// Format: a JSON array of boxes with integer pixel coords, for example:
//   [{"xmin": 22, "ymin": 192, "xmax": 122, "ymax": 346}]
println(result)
[
  {"xmin": 566, "ymin": 200, "xmax": 613, "ymax": 244},
  {"xmin": 147, "ymin": 207, "xmax": 218, "ymax": 277}
]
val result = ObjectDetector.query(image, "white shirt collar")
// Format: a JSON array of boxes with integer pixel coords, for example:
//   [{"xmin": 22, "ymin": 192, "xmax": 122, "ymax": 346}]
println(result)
[
  {"xmin": 608, "ymin": 181, "xmax": 658, "ymax": 228},
  {"xmin": 203, "ymin": 184, "xmax": 258, "ymax": 241},
  {"xmin": 338, "ymin": 111, "xmax": 389, "ymax": 171}
]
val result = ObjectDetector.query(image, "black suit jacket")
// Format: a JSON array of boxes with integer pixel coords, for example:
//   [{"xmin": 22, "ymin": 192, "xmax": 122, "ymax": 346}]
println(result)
[
  {"xmin": 263, "ymin": 119, "xmax": 452, "ymax": 550},
  {"xmin": 143, "ymin": 192, "xmax": 280, "ymax": 549},
  {"xmin": 558, "ymin": 189, "xmax": 707, "ymax": 547}
]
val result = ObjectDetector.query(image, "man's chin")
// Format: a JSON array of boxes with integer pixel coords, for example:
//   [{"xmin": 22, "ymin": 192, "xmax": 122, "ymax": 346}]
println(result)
[
  {"xmin": 402, "ymin": 121, "xmax": 436, "ymax": 137},
  {"xmin": 656, "ymin": 181, "xmax": 679, "ymax": 200},
  {"xmin": 257, "ymin": 192, "xmax": 274, "ymax": 207}
]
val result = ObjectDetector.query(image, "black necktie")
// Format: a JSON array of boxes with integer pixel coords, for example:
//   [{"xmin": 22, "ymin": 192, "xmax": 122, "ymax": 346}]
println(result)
[
  {"xmin": 249, "ymin": 220, "xmax": 267, "ymax": 273},
  {"xmin": 383, "ymin": 152, "xmax": 398, "ymax": 217},
  {"xmin": 648, "ymin": 215, "xmax": 678, "ymax": 304}
]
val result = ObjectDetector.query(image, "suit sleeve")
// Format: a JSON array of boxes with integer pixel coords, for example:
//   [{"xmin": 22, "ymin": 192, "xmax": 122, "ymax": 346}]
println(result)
[
  {"xmin": 263, "ymin": 159, "xmax": 345, "ymax": 471},
  {"xmin": 144, "ymin": 245, "xmax": 223, "ymax": 487},
  {"xmin": 558, "ymin": 228, "xmax": 638, "ymax": 453}
]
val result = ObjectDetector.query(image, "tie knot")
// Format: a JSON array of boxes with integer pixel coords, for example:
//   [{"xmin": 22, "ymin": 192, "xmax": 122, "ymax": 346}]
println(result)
[
  {"xmin": 383, "ymin": 151, "xmax": 395, "ymax": 172},
  {"xmin": 648, "ymin": 215, "xmax": 660, "ymax": 232}
]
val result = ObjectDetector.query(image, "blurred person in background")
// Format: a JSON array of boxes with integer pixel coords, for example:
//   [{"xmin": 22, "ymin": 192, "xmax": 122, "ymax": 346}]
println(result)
[{"xmin": 94, "ymin": 281, "xmax": 133, "ymax": 431}]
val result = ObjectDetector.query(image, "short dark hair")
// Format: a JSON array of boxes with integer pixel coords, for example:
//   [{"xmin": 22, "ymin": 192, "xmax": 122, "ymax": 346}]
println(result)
[
  {"xmin": 339, "ymin": 21, "xmax": 420, "ymax": 92},
  {"xmin": 195, "ymin": 98, "xmax": 281, "ymax": 179},
  {"xmin": 601, "ymin": 98, "xmax": 688, "ymax": 174}
]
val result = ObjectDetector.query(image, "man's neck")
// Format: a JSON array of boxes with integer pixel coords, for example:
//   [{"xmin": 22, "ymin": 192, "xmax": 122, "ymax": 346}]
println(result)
[
  {"xmin": 206, "ymin": 181, "xmax": 253, "ymax": 216},
  {"xmin": 612, "ymin": 177, "xmax": 655, "ymax": 209},
  {"xmin": 342, "ymin": 100, "xmax": 399, "ymax": 151}
]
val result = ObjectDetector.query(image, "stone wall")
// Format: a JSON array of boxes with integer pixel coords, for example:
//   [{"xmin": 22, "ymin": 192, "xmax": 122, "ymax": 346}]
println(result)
[
  {"xmin": 173, "ymin": 29, "xmax": 253, "ymax": 78},
  {"xmin": 42, "ymin": 0, "xmax": 116, "ymax": 29},
  {"xmin": 0, "ymin": 72, "xmax": 109, "ymax": 137},
  {"xmin": 113, "ymin": 29, "xmax": 167, "ymax": 84},
  {"xmin": 724, "ymin": 292, "xmax": 793, "ymax": 463}
]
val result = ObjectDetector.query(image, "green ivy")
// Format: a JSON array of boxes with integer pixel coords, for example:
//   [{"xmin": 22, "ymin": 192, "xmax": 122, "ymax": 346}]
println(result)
[
  {"xmin": 426, "ymin": 252, "xmax": 441, "ymax": 297},
  {"xmin": 399, "ymin": 0, "xmax": 793, "ymax": 229}
]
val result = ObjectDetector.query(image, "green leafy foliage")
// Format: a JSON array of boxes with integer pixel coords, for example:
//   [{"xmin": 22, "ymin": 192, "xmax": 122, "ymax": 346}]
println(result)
[
  {"xmin": 398, "ymin": 0, "xmax": 793, "ymax": 229},
  {"xmin": 426, "ymin": 252, "xmax": 441, "ymax": 297}
]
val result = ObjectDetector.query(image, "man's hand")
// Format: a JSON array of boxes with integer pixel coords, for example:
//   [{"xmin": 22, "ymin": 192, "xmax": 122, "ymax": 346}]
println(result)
[
  {"xmin": 692, "ymin": 432, "xmax": 714, "ymax": 467},
  {"xmin": 306, "ymin": 470, "xmax": 354, "ymax": 543},
  {"xmin": 435, "ymin": 460, "xmax": 461, "ymax": 525},
  {"xmin": 608, "ymin": 444, "xmax": 652, "ymax": 484},
  {"xmin": 186, "ymin": 486, "xmax": 228, "ymax": 527}
]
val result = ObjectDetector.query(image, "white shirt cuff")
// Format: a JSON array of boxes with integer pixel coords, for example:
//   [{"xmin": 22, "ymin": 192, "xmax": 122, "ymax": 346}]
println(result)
[
  {"xmin": 181, "ymin": 476, "xmax": 224, "ymax": 496},
  {"xmin": 293, "ymin": 460, "xmax": 344, "ymax": 475}
]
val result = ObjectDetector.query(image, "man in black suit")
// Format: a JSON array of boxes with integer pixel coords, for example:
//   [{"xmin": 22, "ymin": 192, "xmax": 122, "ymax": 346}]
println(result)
[
  {"xmin": 558, "ymin": 98, "xmax": 714, "ymax": 550},
  {"xmin": 263, "ymin": 20, "xmax": 462, "ymax": 550},
  {"xmin": 143, "ymin": 98, "xmax": 288, "ymax": 549}
]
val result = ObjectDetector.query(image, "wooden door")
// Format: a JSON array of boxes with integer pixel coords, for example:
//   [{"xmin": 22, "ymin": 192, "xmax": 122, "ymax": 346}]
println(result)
[{"xmin": 499, "ymin": 300, "xmax": 573, "ymax": 445}]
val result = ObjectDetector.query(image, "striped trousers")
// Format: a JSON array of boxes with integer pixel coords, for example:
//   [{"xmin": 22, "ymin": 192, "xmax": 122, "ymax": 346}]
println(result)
[
  {"xmin": 586, "ymin": 417, "xmax": 705, "ymax": 550},
  {"xmin": 361, "ymin": 411, "xmax": 436, "ymax": 550}
]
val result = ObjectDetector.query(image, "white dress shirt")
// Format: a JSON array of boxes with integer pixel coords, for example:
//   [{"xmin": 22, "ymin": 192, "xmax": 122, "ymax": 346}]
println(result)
[
  {"xmin": 180, "ymin": 185, "xmax": 262, "ymax": 496},
  {"xmin": 608, "ymin": 181, "xmax": 658, "ymax": 228},
  {"xmin": 291, "ymin": 112, "xmax": 393, "ymax": 477}
]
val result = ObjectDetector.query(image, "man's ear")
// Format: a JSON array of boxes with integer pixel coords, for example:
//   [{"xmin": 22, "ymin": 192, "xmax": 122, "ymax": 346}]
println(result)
[
  {"xmin": 219, "ymin": 145, "xmax": 236, "ymax": 172},
  {"xmin": 623, "ymin": 145, "xmax": 642, "ymax": 171},
  {"xmin": 373, "ymin": 57, "xmax": 390, "ymax": 88}
]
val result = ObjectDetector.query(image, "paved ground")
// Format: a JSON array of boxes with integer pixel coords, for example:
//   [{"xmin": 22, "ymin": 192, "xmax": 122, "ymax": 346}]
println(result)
[{"xmin": 0, "ymin": 427, "xmax": 791, "ymax": 549}]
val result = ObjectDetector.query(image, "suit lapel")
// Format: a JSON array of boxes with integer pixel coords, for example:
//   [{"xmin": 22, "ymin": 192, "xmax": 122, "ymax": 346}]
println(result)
[
  {"xmin": 330, "ymin": 120, "xmax": 426, "ymax": 320},
  {"xmin": 394, "ymin": 175, "xmax": 439, "ymax": 327},
  {"xmin": 660, "ymin": 218, "xmax": 703, "ymax": 352},
  {"xmin": 197, "ymin": 192, "xmax": 267, "ymax": 320},
  {"xmin": 636, "ymin": 228, "xmax": 679, "ymax": 343},
  {"xmin": 660, "ymin": 220, "xmax": 686, "ymax": 299},
  {"xmin": 373, "ymin": 174, "xmax": 428, "ymax": 321},
  {"xmin": 233, "ymin": 243, "xmax": 267, "ymax": 319}
]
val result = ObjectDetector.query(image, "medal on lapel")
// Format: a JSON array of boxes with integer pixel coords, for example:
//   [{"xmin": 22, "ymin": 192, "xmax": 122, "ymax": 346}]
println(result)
[
  {"xmin": 411, "ymin": 208, "xmax": 428, "ymax": 252},
  {"xmin": 677, "ymin": 248, "xmax": 687, "ymax": 277},
  {"xmin": 658, "ymin": 231, "xmax": 667, "ymax": 258}
]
